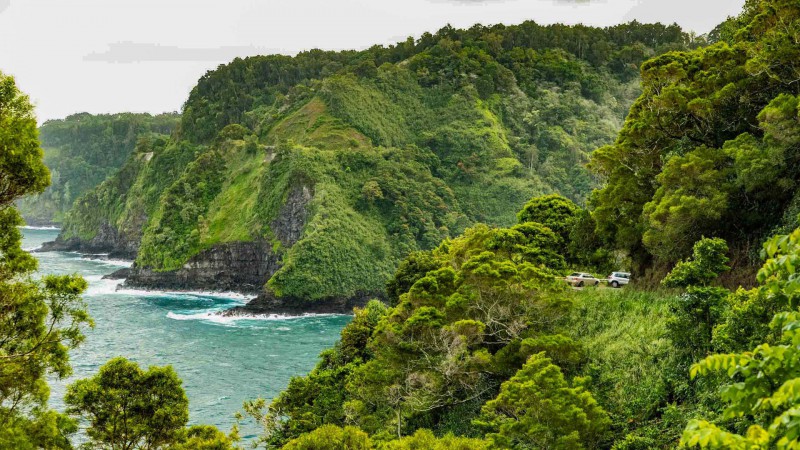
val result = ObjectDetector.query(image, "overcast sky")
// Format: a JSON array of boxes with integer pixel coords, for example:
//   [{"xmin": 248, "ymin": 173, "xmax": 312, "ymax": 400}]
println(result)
[{"xmin": 0, "ymin": 0, "xmax": 745, "ymax": 122}]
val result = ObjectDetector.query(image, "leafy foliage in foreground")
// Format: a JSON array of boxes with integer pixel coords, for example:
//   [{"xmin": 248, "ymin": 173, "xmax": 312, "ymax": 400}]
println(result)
[
  {"xmin": 477, "ymin": 353, "xmax": 611, "ymax": 449},
  {"xmin": 232, "ymin": 197, "xmax": 614, "ymax": 448},
  {"xmin": 0, "ymin": 70, "xmax": 92, "ymax": 448},
  {"xmin": 252, "ymin": 163, "xmax": 800, "ymax": 450},
  {"xmin": 682, "ymin": 225, "xmax": 800, "ymax": 448},
  {"xmin": 3, "ymin": 71, "xmax": 233, "ymax": 450},
  {"xmin": 65, "ymin": 357, "xmax": 189, "ymax": 449},
  {"xmin": 65, "ymin": 357, "xmax": 235, "ymax": 450},
  {"xmin": 590, "ymin": 0, "xmax": 800, "ymax": 271},
  {"xmin": 257, "ymin": 219, "xmax": 800, "ymax": 449}
]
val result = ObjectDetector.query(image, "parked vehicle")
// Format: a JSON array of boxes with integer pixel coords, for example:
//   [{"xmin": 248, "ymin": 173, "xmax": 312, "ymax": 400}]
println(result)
[
  {"xmin": 565, "ymin": 272, "xmax": 600, "ymax": 287},
  {"xmin": 607, "ymin": 272, "xmax": 631, "ymax": 288}
]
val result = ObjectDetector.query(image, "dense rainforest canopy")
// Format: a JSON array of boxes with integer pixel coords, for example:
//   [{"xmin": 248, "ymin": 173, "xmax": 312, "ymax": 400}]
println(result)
[
  {"xmin": 17, "ymin": 112, "xmax": 179, "ymax": 225},
  {"xmin": 58, "ymin": 18, "xmax": 693, "ymax": 302},
  {"xmin": 590, "ymin": 0, "xmax": 800, "ymax": 278}
]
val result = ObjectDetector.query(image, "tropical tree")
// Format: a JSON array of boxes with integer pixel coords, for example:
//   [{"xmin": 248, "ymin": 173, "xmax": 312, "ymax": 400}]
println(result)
[
  {"xmin": 381, "ymin": 429, "xmax": 489, "ymax": 449},
  {"xmin": 589, "ymin": 0, "xmax": 800, "ymax": 268},
  {"xmin": 662, "ymin": 237, "xmax": 730, "ymax": 289},
  {"xmin": 0, "ymin": 70, "xmax": 92, "ymax": 448},
  {"xmin": 169, "ymin": 426, "xmax": 236, "ymax": 450},
  {"xmin": 281, "ymin": 425, "xmax": 372, "ymax": 450},
  {"xmin": 476, "ymin": 352, "xmax": 611, "ymax": 449},
  {"xmin": 660, "ymin": 238, "xmax": 731, "ymax": 403},
  {"xmin": 516, "ymin": 194, "xmax": 580, "ymax": 243},
  {"xmin": 65, "ymin": 357, "xmax": 189, "ymax": 449}
]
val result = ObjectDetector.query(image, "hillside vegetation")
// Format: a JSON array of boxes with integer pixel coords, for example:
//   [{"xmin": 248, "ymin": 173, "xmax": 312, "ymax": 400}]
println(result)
[
  {"xmin": 237, "ymin": 1, "xmax": 800, "ymax": 449},
  {"xmin": 59, "ymin": 19, "xmax": 692, "ymax": 301},
  {"xmin": 590, "ymin": 0, "xmax": 800, "ymax": 278},
  {"xmin": 17, "ymin": 112, "xmax": 179, "ymax": 225}
]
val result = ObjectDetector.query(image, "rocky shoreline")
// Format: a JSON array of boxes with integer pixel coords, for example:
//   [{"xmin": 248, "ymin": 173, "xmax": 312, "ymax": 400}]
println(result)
[
  {"xmin": 38, "ymin": 242, "xmax": 369, "ymax": 317},
  {"xmin": 38, "ymin": 237, "xmax": 138, "ymax": 260},
  {"xmin": 224, "ymin": 291, "xmax": 373, "ymax": 316},
  {"xmin": 22, "ymin": 218, "xmax": 59, "ymax": 228},
  {"xmin": 36, "ymin": 223, "xmax": 139, "ymax": 259},
  {"xmin": 34, "ymin": 180, "xmax": 373, "ymax": 316}
]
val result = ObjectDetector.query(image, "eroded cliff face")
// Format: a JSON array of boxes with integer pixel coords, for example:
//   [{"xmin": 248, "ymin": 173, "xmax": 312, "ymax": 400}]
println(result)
[
  {"xmin": 121, "ymin": 184, "xmax": 313, "ymax": 294},
  {"xmin": 271, "ymin": 185, "xmax": 311, "ymax": 247},
  {"xmin": 39, "ymin": 222, "xmax": 140, "ymax": 259},
  {"xmin": 123, "ymin": 241, "xmax": 279, "ymax": 293}
]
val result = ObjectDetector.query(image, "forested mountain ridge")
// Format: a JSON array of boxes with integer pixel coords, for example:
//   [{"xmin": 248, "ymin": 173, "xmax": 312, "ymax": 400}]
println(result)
[
  {"xmin": 49, "ymin": 20, "xmax": 693, "ymax": 304},
  {"xmin": 17, "ymin": 112, "xmax": 180, "ymax": 226}
]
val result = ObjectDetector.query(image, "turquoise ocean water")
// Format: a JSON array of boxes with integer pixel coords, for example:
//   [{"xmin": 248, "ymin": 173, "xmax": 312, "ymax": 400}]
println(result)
[{"xmin": 22, "ymin": 227, "xmax": 351, "ymax": 439}]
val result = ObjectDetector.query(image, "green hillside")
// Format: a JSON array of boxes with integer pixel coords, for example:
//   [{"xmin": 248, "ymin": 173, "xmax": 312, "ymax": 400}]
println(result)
[
  {"xmin": 17, "ymin": 112, "xmax": 180, "ymax": 225},
  {"xmin": 59, "ymin": 20, "xmax": 692, "ymax": 300}
]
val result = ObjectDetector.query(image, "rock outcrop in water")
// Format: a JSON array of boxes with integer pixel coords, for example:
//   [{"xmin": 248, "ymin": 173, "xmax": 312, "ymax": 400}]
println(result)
[
  {"xmin": 224, "ymin": 291, "xmax": 371, "ymax": 316},
  {"xmin": 102, "ymin": 268, "xmax": 132, "ymax": 280},
  {"xmin": 123, "ymin": 241, "xmax": 279, "ymax": 294},
  {"xmin": 39, "ymin": 222, "xmax": 139, "ymax": 259}
]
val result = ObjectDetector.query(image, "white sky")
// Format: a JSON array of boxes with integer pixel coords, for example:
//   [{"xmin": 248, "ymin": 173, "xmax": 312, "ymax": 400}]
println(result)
[{"xmin": 0, "ymin": 0, "xmax": 745, "ymax": 122}]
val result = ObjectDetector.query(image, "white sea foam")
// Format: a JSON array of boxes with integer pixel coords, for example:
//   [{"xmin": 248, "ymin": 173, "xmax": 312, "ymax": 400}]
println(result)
[
  {"xmin": 23, "ymin": 245, "xmax": 42, "ymax": 252},
  {"xmin": 115, "ymin": 286, "xmax": 252, "ymax": 302},
  {"xmin": 79, "ymin": 256, "xmax": 133, "ymax": 268},
  {"xmin": 166, "ymin": 311, "xmax": 239, "ymax": 325},
  {"xmin": 84, "ymin": 276, "xmax": 125, "ymax": 296},
  {"xmin": 19, "ymin": 225, "xmax": 60, "ymax": 230},
  {"xmin": 166, "ymin": 311, "xmax": 345, "ymax": 325},
  {"xmin": 84, "ymin": 277, "xmax": 255, "ymax": 305}
]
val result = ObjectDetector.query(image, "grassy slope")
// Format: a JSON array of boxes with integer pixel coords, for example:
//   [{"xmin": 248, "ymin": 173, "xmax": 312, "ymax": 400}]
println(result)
[
  {"xmin": 202, "ymin": 143, "xmax": 264, "ymax": 245},
  {"xmin": 119, "ymin": 69, "xmax": 543, "ymax": 300},
  {"xmin": 570, "ymin": 288, "xmax": 683, "ymax": 446},
  {"xmin": 59, "ymin": 68, "xmax": 620, "ymax": 300}
]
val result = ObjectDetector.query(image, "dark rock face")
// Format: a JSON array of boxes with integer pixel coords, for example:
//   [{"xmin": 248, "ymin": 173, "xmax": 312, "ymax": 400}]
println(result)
[
  {"xmin": 38, "ymin": 222, "xmax": 138, "ymax": 259},
  {"xmin": 102, "ymin": 268, "xmax": 132, "ymax": 280},
  {"xmin": 123, "ymin": 184, "xmax": 314, "ymax": 294},
  {"xmin": 123, "ymin": 241, "xmax": 279, "ymax": 293},
  {"xmin": 224, "ymin": 291, "xmax": 375, "ymax": 316},
  {"xmin": 271, "ymin": 185, "xmax": 312, "ymax": 247}
]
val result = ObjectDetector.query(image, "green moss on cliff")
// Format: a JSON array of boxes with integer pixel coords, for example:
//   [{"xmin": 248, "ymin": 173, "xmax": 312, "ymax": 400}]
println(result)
[{"xmin": 269, "ymin": 183, "xmax": 395, "ymax": 300}]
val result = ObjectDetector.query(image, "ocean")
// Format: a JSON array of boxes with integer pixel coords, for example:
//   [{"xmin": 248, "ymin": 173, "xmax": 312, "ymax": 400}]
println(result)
[{"xmin": 22, "ymin": 227, "xmax": 351, "ymax": 440}]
